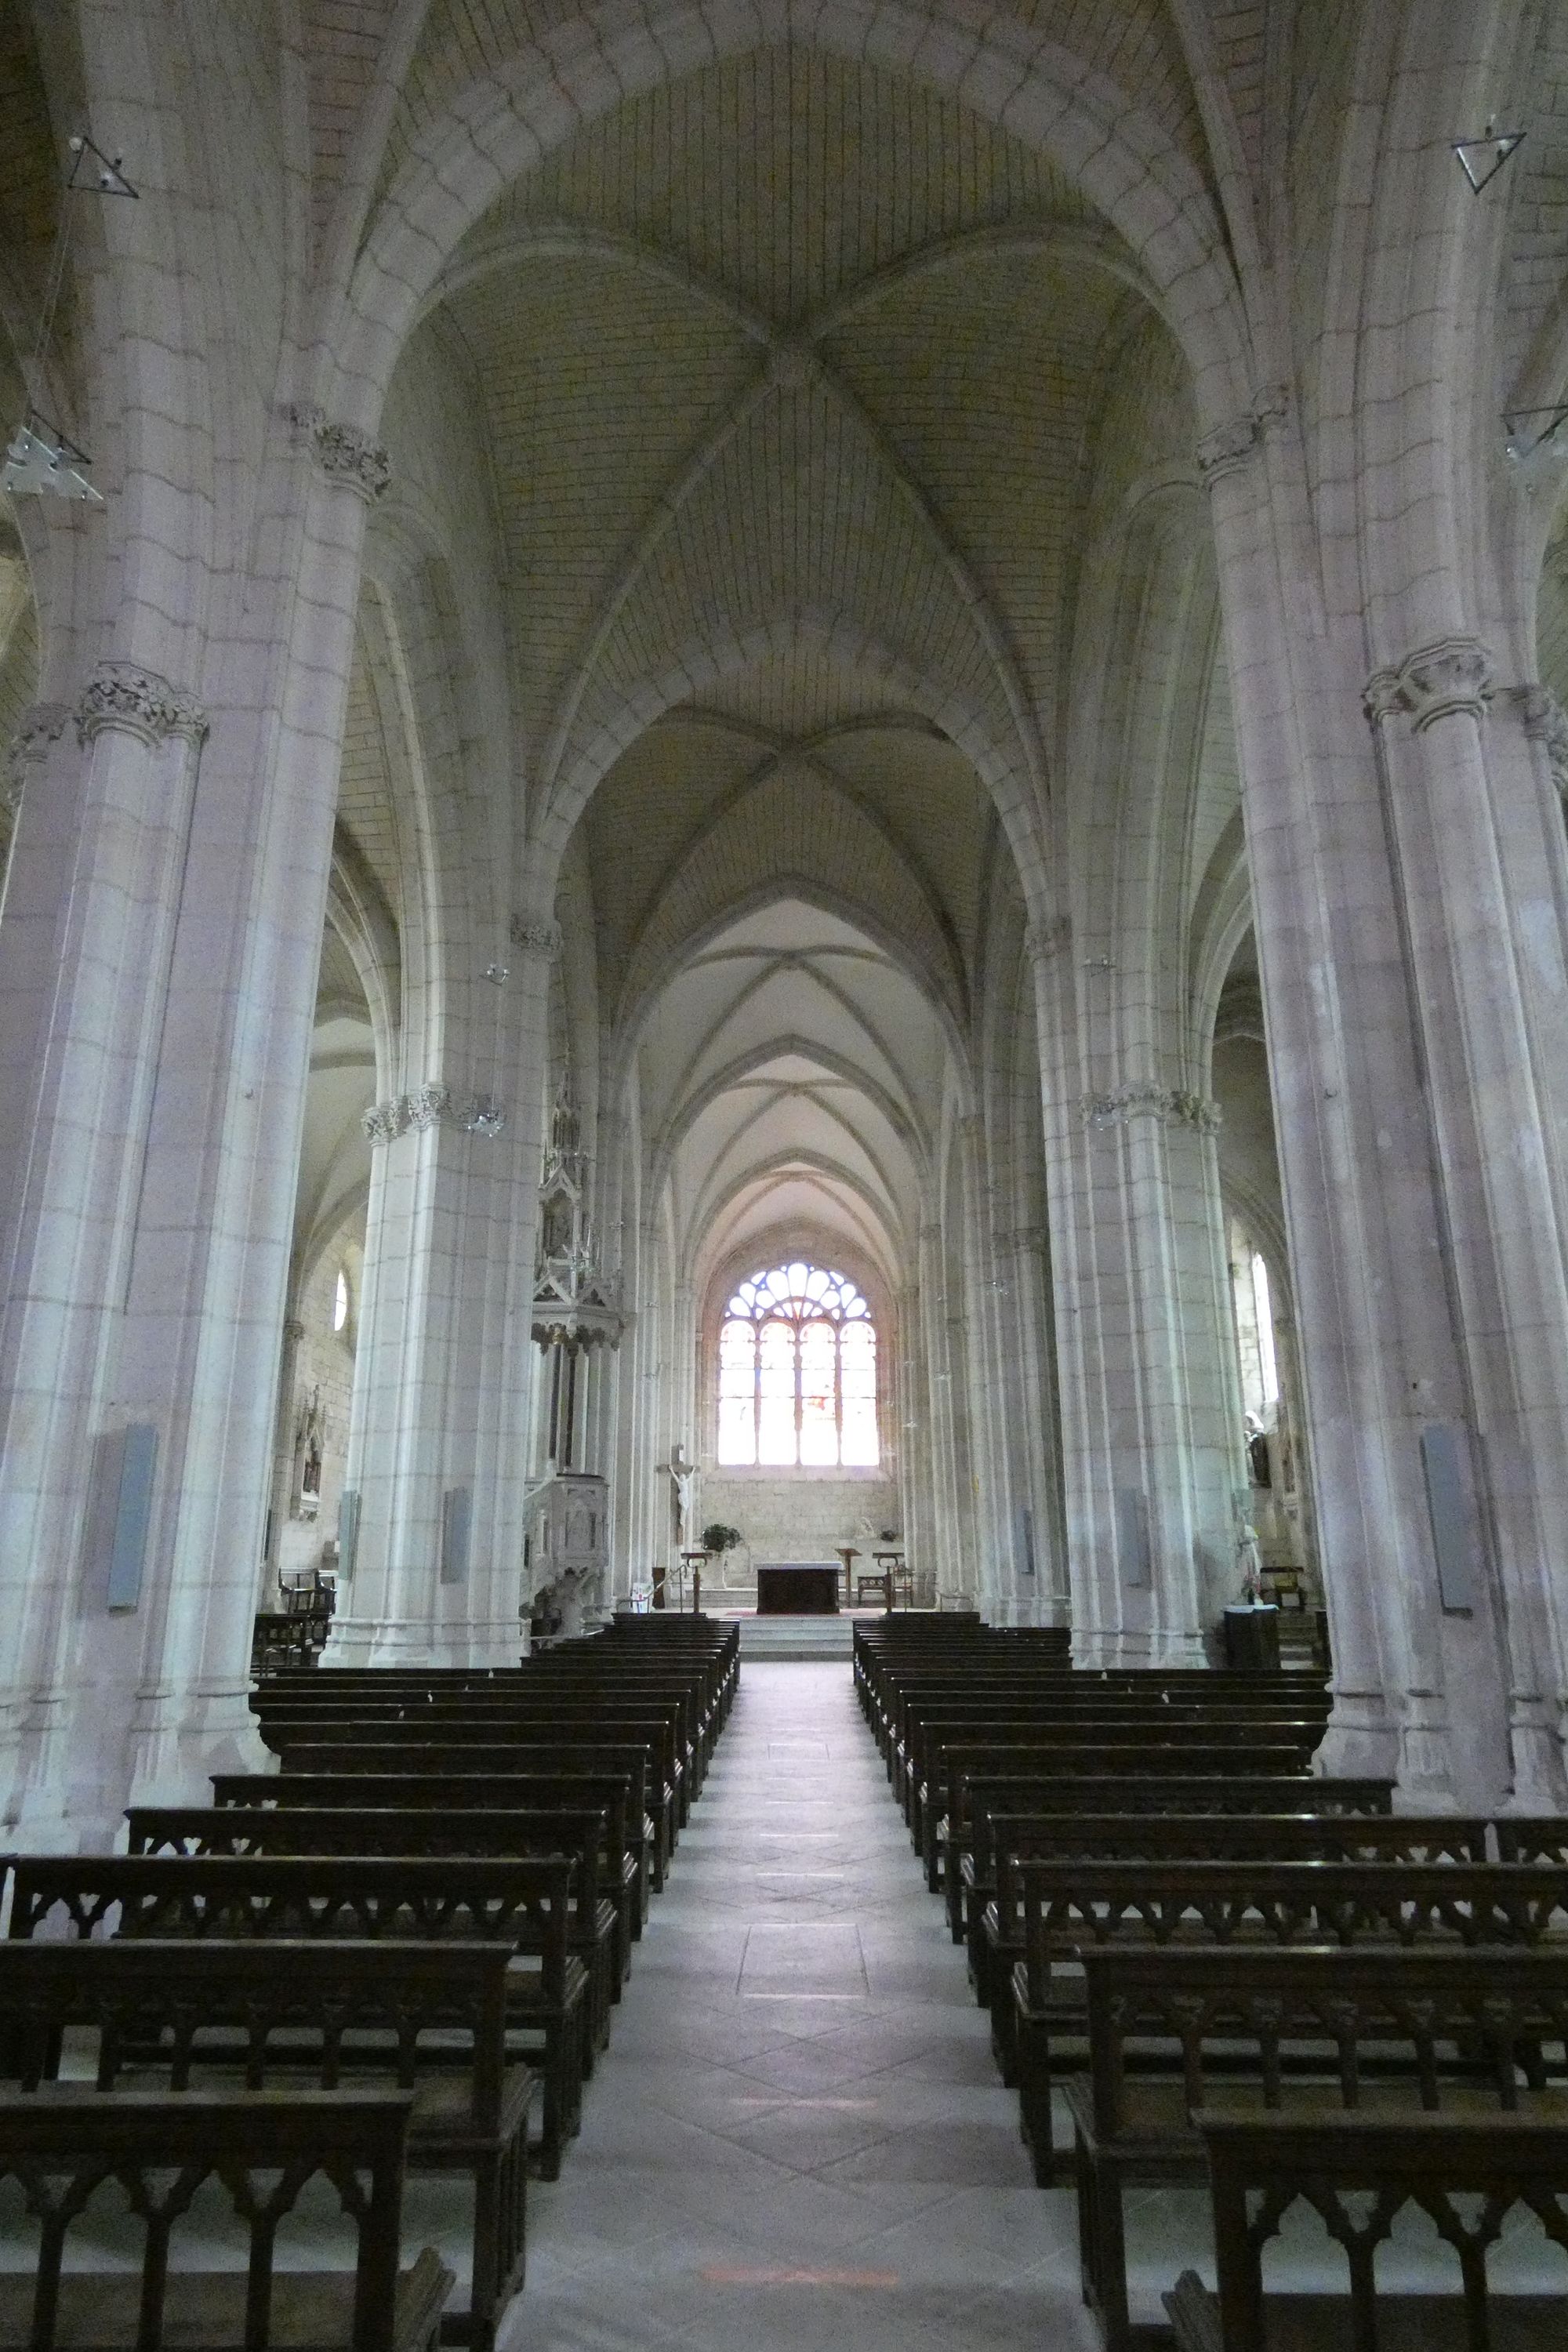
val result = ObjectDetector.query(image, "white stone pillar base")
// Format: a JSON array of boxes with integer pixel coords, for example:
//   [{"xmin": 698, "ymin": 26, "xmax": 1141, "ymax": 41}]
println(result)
[
  {"xmin": 1071, "ymin": 1628, "xmax": 1210, "ymax": 1670},
  {"xmin": 321, "ymin": 1614, "xmax": 521, "ymax": 1670}
]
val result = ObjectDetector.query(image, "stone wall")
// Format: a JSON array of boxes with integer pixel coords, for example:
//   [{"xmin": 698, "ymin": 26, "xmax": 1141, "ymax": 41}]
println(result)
[{"xmin": 697, "ymin": 1469, "xmax": 900, "ymax": 1595}]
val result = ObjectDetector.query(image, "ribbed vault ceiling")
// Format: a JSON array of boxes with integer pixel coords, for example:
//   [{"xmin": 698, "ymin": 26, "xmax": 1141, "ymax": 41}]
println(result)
[
  {"xmin": 428, "ymin": 45, "xmax": 1175, "ymax": 1290},
  {"xmin": 643, "ymin": 898, "xmax": 943, "ymax": 1290}
]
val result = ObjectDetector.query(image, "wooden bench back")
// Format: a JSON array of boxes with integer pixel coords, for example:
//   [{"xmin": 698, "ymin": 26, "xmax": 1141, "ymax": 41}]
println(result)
[
  {"xmin": 1188, "ymin": 2114, "xmax": 1568, "ymax": 2350},
  {"xmin": 953, "ymin": 1773, "xmax": 1395, "ymax": 1821},
  {"xmin": 1078, "ymin": 1947, "xmax": 1568, "ymax": 2143},
  {"xmin": 8, "ymin": 1855, "xmax": 574, "ymax": 2002},
  {"xmin": 274, "ymin": 1733, "xmax": 673, "ymax": 1791},
  {"xmin": 127, "ymin": 1802, "xmax": 621, "ymax": 1867},
  {"xmin": 0, "ymin": 2088, "xmax": 429, "ymax": 2352},
  {"xmin": 977, "ymin": 1809, "xmax": 1491, "ymax": 1881},
  {"xmin": 0, "ymin": 1938, "xmax": 517, "ymax": 2123},
  {"xmin": 209, "ymin": 1768, "xmax": 648, "ymax": 1820},
  {"xmin": 1016, "ymin": 1859, "xmax": 1568, "ymax": 2005}
]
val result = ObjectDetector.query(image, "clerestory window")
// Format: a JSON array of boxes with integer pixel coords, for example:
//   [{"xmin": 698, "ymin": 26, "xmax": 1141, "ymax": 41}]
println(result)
[{"xmin": 716, "ymin": 1261, "xmax": 879, "ymax": 1468}]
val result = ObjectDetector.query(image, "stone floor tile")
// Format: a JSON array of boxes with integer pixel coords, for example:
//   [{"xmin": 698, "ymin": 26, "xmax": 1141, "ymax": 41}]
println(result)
[{"xmin": 513, "ymin": 1660, "xmax": 1119, "ymax": 2347}]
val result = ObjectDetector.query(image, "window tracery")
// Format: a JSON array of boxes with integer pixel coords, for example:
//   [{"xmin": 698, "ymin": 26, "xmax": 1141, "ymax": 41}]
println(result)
[{"xmin": 716, "ymin": 1262, "xmax": 879, "ymax": 1468}]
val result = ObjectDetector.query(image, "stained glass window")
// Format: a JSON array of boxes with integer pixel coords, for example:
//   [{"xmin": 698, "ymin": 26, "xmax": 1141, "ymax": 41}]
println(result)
[{"xmin": 714, "ymin": 1262, "xmax": 880, "ymax": 1468}]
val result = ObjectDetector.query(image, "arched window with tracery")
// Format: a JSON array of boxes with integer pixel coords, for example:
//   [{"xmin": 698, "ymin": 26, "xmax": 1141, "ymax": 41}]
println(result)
[{"xmin": 717, "ymin": 1262, "xmax": 880, "ymax": 1468}]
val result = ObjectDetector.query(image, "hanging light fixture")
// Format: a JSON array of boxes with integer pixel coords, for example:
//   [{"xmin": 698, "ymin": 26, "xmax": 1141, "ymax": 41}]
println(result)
[
  {"xmin": 1504, "ymin": 405, "xmax": 1568, "ymax": 461},
  {"xmin": 1452, "ymin": 124, "xmax": 1526, "ymax": 192},
  {"xmin": 2, "ymin": 129, "xmax": 137, "ymax": 505},
  {"xmin": 3, "ymin": 412, "xmax": 102, "ymax": 503}
]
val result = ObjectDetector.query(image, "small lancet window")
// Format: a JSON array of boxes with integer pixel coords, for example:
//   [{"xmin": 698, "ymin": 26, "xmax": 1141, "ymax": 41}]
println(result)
[{"xmin": 333, "ymin": 1269, "xmax": 350, "ymax": 1334}]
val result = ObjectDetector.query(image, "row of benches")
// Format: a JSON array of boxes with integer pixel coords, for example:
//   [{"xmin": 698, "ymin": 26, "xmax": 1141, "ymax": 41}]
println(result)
[
  {"xmin": 0, "ymin": 1612, "xmax": 739, "ymax": 2351},
  {"xmin": 855, "ymin": 1614, "xmax": 1568, "ymax": 2350}
]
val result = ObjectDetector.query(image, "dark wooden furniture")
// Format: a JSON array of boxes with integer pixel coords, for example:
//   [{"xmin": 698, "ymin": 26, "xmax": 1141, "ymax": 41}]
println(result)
[
  {"xmin": 130, "ymin": 1795, "xmax": 641, "ymax": 1987},
  {"xmin": 0, "ymin": 1939, "xmax": 532, "ymax": 2352},
  {"xmin": 266, "ymin": 1733, "xmax": 678, "ymax": 1878},
  {"xmin": 1004, "ymin": 1857, "xmax": 1568, "ymax": 2175},
  {"xmin": 755, "ymin": 1563, "xmax": 840, "ymax": 1614},
  {"xmin": 1167, "ymin": 2114, "xmax": 1568, "ymax": 2349},
  {"xmin": 1221, "ymin": 1601, "xmax": 1281, "ymax": 1668},
  {"xmin": 964, "ymin": 1809, "xmax": 1495, "ymax": 1997},
  {"xmin": 6, "ymin": 1852, "xmax": 586, "ymax": 2189},
  {"xmin": 1068, "ymin": 1946, "xmax": 1568, "ymax": 2352},
  {"xmin": 0, "ymin": 2089, "xmax": 452, "ymax": 2352}
]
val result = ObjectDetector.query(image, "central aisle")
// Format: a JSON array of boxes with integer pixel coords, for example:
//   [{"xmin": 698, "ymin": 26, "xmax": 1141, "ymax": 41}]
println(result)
[{"xmin": 521, "ymin": 1659, "xmax": 1096, "ymax": 2349}]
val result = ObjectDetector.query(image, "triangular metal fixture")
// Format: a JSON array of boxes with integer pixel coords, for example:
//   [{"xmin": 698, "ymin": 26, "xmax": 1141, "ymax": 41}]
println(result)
[
  {"xmin": 66, "ymin": 133, "xmax": 137, "ymax": 198},
  {"xmin": 2, "ymin": 414, "xmax": 104, "ymax": 503},
  {"xmin": 1453, "ymin": 130, "xmax": 1525, "ymax": 192},
  {"xmin": 1504, "ymin": 405, "xmax": 1568, "ymax": 460}
]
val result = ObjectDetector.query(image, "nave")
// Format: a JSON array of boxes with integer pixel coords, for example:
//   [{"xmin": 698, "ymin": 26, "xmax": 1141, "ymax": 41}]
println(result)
[{"xmin": 523, "ymin": 1657, "xmax": 1089, "ymax": 2351}]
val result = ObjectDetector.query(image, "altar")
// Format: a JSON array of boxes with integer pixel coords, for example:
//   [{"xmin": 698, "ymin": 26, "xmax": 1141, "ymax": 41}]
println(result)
[{"xmin": 754, "ymin": 1562, "xmax": 841, "ymax": 1615}]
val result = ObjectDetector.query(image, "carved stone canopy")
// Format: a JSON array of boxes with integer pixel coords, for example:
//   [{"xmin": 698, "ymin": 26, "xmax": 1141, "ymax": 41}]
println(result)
[{"xmin": 532, "ymin": 1058, "xmax": 622, "ymax": 1349}]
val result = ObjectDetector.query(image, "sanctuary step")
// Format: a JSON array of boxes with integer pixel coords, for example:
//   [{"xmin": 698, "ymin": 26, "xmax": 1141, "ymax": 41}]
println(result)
[{"xmin": 731, "ymin": 1611, "xmax": 856, "ymax": 1660}]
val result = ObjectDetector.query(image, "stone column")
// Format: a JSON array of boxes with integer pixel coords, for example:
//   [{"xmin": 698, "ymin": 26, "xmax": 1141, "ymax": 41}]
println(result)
[
  {"xmin": 332, "ymin": 918, "xmax": 554, "ymax": 1668},
  {"xmin": 1031, "ymin": 924, "xmax": 1239, "ymax": 1665},
  {"xmin": 0, "ymin": 667, "xmax": 214, "ymax": 1835},
  {"xmin": 1200, "ymin": 402, "xmax": 1513, "ymax": 1804},
  {"xmin": 1363, "ymin": 648, "xmax": 1568, "ymax": 1803}
]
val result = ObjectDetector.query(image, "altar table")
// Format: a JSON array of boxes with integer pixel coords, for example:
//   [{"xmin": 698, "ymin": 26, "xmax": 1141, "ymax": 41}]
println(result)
[{"xmin": 755, "ymin": 1563, "xmax": 841, "ymax": 1615}]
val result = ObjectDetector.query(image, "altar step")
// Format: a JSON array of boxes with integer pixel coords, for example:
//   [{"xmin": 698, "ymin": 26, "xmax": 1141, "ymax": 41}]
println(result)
[{"xmin": 732, "ymin": 1613, "xmax": 857, "ymax": 1661}]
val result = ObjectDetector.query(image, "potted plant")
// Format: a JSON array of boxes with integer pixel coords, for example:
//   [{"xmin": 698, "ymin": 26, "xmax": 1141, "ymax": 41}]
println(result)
[{"xmin": 701, "ymin": 1523, "xmax": 743, "ymax": 1559}]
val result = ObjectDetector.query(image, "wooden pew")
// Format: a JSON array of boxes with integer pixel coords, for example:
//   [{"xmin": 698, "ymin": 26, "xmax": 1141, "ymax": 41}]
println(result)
[
  {"xmin": 130, "ymin": 1795, "xmax": 641, "ymax": 1985},
  {"xmin": 937, "ymin": 1767, "xmax": 1396, "ymax": 1915},
  {"xmin": 1067, "ymin": 1946, "xmax": 1568, "ymax": 2352},
  {"xmin": 964, "ymin": 1809, "xmax": 1494, "ymax": 1989},
  {"xmin": 259, "ymin": 1689, "xmax": 706, "ymax": 1803},
  {"xmin": 1166, "ymin": 2114, "xmax": 1568, "ymax": 2349},
  {"xmin": 907, "ymin": 1716, "xmax": 1323, "ymax": 1857},
  {"xmin": 0, "ymin": 1940, "xmax": 530, "ymax": 2352},
  {"xmin": 1005, "ymin": 1857, "xmax": 1568, "ymax": 2172},
  {"xmin": 918, "ymin": 1740, "xmax": 1332, "ymax": 1890},
  {"xmin": 209, "ymin": 1767, "xmax": 653, "ymax": 1918},
  {"xmin": 6, "ymin": 1853, "xmax": 586, "ymax": 2183},
  {"xmin": 270, "ymin": 1737, "xmax": 680, "ymax": 1878},
  {"xmin": 0, "ymin": 2089, "xmax": 453, "ymax": 2351},
  {"xmin": 876, "ymin": 1675, "xmax": 1330, "ymax": 1777}
]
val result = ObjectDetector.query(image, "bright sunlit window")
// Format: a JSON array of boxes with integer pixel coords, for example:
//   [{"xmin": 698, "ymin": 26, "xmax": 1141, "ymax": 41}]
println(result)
[
  {"xmin": 333, "ymin": 1269, "xmax": 350, "ymax": 1334},
  {"xmin": 717, "ymin": 1262, "xmax": 879, "ymax": 1468}
]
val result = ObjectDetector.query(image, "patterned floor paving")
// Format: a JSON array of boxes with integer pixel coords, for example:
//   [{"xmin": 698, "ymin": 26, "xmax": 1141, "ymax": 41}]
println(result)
[{"xmin": 511, "ymin": 1657, "xmax": 1100, "ymax": 2350}]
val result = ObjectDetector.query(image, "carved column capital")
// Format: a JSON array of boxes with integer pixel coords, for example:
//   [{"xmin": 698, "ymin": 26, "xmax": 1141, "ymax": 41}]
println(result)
[
  {"xmin": 1496, "ymin": 683, "xmax": 1568, "ymax": 798},
  {"xmin": 509, "ymin": 915, "xmax": 562, "ymax": 960},
  {"xmin": 289, "ymin": 403, "xmax": 392, "ymax": 503},
  {"xmin": 1081, "ymin": 1083, "xmax": 1221, "ymax": 1134},
  {"xmin": 1196, "ymin": 387, "xmax": 1289, "ymax": 489},
  {"xmin": 77, "ymin": 662, "xmax": 209, "ymax": 750},
  {"xmin": 1022, "ymin": 916, "xmax": 1071, "ymax": 966},
  {"xmin": 1363, "ymin": 636, "xmax": 1494, "ymax": 732},
  {"xmin": 362, "ymin": 1081, "xmax": 508, "ymax": 1144},
  {"xmin": 4, "ymin": 700, "xmax": 71, "ymax": 811}
]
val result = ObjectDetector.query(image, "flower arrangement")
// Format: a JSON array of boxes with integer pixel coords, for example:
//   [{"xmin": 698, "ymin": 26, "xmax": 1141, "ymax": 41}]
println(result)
[{"xmin": 701, "ymin": 1522, "xmax": 743, "ymax": 1555}]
